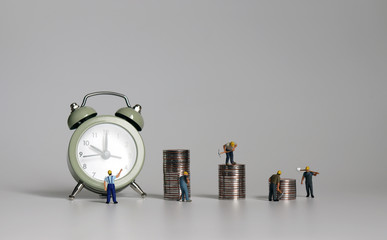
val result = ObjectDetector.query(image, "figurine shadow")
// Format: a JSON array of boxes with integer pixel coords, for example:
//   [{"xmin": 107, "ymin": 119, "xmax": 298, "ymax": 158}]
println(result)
[{"xmin": 255, "ymin": 195, "xmax": 270, "ymax": 201}]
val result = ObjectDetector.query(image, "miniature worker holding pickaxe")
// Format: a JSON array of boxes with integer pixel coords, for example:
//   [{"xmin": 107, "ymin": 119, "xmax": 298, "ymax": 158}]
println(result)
[
  {"xmin": 269, "ymin": 170, "xmax": 282, "ymax": 201},
  {"xmin": 219, "ymin": 141, "xmax": 237, "ymax": 165}
]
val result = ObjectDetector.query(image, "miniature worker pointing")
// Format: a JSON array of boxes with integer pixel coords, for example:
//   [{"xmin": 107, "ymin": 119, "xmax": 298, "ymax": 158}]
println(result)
[
  {"xmin": 104, "ymin": 169, "xmax": 122, "ymax": 204},
  {"xmin": 222, "ymin": 141, "xmax": 237, "ymax": 165},
  {"xmin": 301, "ymin": 166, "xmax": 319, "ymax": 198},
  {"xmin": 268, "ymin": 171, "xmax": 282, "ymax": 201}
]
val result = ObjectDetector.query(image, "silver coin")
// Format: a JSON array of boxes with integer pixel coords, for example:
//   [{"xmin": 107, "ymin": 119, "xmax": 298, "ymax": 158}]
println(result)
[
  {"xmin": 219, "ymin": 164, "xmax": 245, "ymax": 199},
  {"xmin": 163, "ymin": 150, "xmax": 191, "ymax": 200}
]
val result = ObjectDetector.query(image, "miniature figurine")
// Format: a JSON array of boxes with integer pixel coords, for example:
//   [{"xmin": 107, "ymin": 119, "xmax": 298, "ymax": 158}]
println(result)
[
  {"xmin": 218, "ymin": 141, "xmax": 238, "ymax": 165},
  {"xmin": 178, "ymin": 171, "xmax": 191, "ymax": 202},
  {"xmin": 268, "ymin": 170, "xmax": 282, "ymax": 201},
  {"xmin": 104, "ymin": 169, "xmax": 123, "ymax": 204},
  {"xmin": 300, "ymin": 166, "xmax": 319, "ymax": 198}
]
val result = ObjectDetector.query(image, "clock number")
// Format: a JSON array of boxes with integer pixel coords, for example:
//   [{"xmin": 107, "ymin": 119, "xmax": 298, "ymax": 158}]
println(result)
[
  {"xmin": 83, "ymin": 140, "xmax": 89, "ymax": 146},
  {"xmin": 92, "ymin": 133, "xmax": 98, "ymax": 138},
  {"xmin": 79, "ymin": 152, "xmax": 83, "ymax": 157},
  {"xmin": 82, "ymin": 164, "xmax": 87, "ymax": 169},
  {"xmin": 92, "ymin": 172, "xmax": 96, "ymax": 177}
]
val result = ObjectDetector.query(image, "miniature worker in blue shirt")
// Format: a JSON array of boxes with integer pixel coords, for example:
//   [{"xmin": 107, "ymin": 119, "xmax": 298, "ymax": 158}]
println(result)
[
  {"xmin": 223, "ymin": 141, "xmax": 237, "ymax": 165},
  {"xmin": 104, "ymin": 169, "xmax": 122, "ymax": 204},
  {"xmin": 268, "ymin": 171, "xmax": 282, "ymax": 201},
  {"xmin": 179, "ymin": 171, "xmax": 192, "ymax": 202},
  {"xmin": 301, "ymin": 166, "xmax": 319, "ymax": 198}
]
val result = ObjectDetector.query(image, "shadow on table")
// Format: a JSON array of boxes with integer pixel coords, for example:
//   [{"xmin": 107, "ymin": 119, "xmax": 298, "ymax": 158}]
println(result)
[{"xmin": 194, "ymin": 194, "xmax": 219, "ymax": 200}]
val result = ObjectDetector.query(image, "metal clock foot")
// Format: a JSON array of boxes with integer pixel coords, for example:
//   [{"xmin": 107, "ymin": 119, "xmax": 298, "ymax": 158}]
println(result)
[
  {"xmin": 130, "ymin": 181, "xmax": 147, "ymax": 198},
  {"xmin": 69, "ymin": 182, "xmax": 84, "ymax": 200}
]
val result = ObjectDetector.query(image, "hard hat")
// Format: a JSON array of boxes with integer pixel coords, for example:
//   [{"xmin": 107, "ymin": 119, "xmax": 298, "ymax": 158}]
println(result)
[
  {"xmin": 184, "ymin": 171, "xmax": 189, "ymax": 175},
  {"xmin": 108, "ymin": 170, "xmax": 112, "ymax": 175},
  {"xmin": 277, "ymin": 170, "xmax": 281, "ymax": 175},
  {"xmin": 230, "ymin": 141, "xmax": 235, "ymax": 147},
  {"xmin": 305, "ymin": 166, "xmax": 310, "ymax": 170}
]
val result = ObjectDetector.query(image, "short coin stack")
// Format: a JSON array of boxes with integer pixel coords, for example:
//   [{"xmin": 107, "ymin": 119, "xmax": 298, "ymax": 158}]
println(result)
[
  {"xmin": 218, "ymin": 164, "xmax": 246, "ymax": 199},
  {"xmin": 279, "ymin": 178, "xmax": 296, "ymax": 200},
  {"xmin": 163, "ymin": 149, "xmax": 190, "ymax": 200}
]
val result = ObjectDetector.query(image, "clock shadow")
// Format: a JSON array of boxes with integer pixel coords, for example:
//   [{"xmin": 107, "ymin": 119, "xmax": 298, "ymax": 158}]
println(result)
[
  {"xmin": 24, "ymin": 188, "xmax": 101, "ymax": 200},
  {"xmin": 146, "ymin": 193, "xmax": 164, "ymax": 200}
]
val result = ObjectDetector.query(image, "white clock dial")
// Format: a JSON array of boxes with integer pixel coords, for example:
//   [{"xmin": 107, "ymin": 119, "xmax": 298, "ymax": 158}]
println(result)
[{"xmin": 76, "ymin": 123, "xmax": 137, "ymax": 181}]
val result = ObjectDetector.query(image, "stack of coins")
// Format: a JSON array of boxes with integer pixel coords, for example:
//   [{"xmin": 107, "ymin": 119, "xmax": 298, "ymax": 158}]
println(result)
[
  {"xmin": 218, "ymin": 164, "xmax": 246, "ymax": 199},
  {"xmin": 163, "ymin": 149, "xmax": 190, "ymax": 200},
  {"xmin": 279, "ymin": 178, "xmax": 296, "ymax": 200}
]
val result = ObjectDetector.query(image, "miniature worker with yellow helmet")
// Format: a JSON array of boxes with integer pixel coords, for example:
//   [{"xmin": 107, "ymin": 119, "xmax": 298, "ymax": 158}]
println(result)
[
  {"xmin": 179, "ymin": 171, "xmax": 191, "ymax": 202},
  {"xmin": 301, "ymin": 166, "xmax": 319, "ymax": 198},
  {"xmin": 223, "ymin": 141, "xmax": 238, "ymax": 165},
  {"xmin": 104, "ymin": 169, "xmax": 122, "ymax": 204},
  {"xmin": 268, "ymin": 171, "xmax": 282, "ymax": 201}
]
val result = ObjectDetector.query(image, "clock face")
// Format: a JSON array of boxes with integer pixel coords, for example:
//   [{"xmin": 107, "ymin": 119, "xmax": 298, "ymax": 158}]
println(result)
[{"xmin": 76, "ymin": 123, "xmax": 137, "ymax": 181}]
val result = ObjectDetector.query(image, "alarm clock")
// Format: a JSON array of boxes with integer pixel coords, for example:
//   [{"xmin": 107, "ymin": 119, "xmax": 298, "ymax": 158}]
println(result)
[{"xmin": 67, "ymin": 91, "xmax": 146, "ymax": 199}]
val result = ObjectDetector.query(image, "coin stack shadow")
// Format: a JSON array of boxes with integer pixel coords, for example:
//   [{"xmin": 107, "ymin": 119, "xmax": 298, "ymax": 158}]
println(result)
[
  {"xmin": 279, "ymin": 178, "xmax": 296, "ymax": 200},
  {"xmin": 163, "ymin": 149, "xmax": 190, "ymax": 200},
  {"xmin": 218, "ymin": 164, "xmax": 246, "ymax": 199}
]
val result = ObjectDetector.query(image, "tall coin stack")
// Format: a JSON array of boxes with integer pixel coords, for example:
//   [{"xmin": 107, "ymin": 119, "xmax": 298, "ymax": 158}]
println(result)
[
  {"xmin": 163, "ymin": 149, "xmax": 190, "ymax": 200},
  {"xmin": 279, "ymin": 178, "xmax": 296, "ymax": 200},
  {"xmin": 218, "ymin": 164, "xmax": 246, "ymax": 199}
]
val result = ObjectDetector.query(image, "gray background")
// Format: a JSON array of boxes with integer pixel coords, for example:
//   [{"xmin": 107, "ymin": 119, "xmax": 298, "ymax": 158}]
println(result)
[{"xmin": 1, "ymin": 0, "xmax": 386, "ymax": 239}]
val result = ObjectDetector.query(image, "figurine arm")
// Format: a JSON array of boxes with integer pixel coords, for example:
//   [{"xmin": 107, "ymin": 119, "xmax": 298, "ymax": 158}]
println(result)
[
  {"xmin": 104, "ymin": 181, "xmax": 107, "ymax": 191},
  {"xmin": 277, "ymin": 183, "xmax": 281, "ymax": 192},
  {"xmin": 223, "ymin": 145, "xmax": 230, "ymax": 153},
  {"xmin": 301, "ymin": 176, "xmax": 304, "ymax": 184},
  {"xmin": 116, "ymin": 169, "xmax": 123, "ymax": 178},
  {"xmin": 186, "ymin": 177, "xmax": 190, "ymax": 185},
  {"xmin": 312, "ymin": 171, "xmax": 319, "ymax": 176}
]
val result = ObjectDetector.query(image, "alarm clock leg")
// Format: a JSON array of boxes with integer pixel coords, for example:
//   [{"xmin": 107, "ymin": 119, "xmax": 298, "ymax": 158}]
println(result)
[
  {"xmin": 129, "ymin": 181, "xmax": 147, "ymax": 198},
  {"xmin": 68, "ymin": 182, "xmax": 84, "ymax": 200}
]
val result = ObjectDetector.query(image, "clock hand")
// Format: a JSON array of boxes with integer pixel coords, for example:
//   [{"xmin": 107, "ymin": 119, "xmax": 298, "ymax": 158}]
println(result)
[
  {"xmin": 110, "ymin": 155, "xmax": 122, "ymax": 159},
  {"xmin": 89, "ymin": 145, "xmax": 104, "ymax": 154},
  {"xmin": 103, "ymin": 131, "xmax": 108, "ymax": 152},
  {"xmin": 83, "ymin": 154, "xmax": 101, "ymax": 158}
]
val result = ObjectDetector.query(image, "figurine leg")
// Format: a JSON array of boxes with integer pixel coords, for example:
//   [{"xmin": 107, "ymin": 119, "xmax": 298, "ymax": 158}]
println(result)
[
  {"xmin": 229, "ymin": 151, "xmax": 234, "ymax": 164},
  {"xmin": 181, "ymin": 184, "xmax": 189, "ymax": 201},
  {"xmin": 269, "ymin": 183, "xmax": 274, "ymax": 201},
  {"xmin": 305, "ymin": 182, "xmax": 310, "ymax": 197},
  {"xmin": 69, "ymin": 182, "xmax": 84, "ymax": 200},
  {"xmin": 129, "ymin": 181, "xmax": 147, "ymax": 198}
]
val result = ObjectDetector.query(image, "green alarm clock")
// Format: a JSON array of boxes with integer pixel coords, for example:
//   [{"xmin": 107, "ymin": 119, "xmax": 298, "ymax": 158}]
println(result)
[{"xmin": 67, "ymin": 91, "xmax": 146, "ymax": 199}]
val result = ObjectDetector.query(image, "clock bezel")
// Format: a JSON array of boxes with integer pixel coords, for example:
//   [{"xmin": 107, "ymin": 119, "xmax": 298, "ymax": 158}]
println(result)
[{"xmin": 68, "ymin": 115, "xmax": 145, "ymax": 194}]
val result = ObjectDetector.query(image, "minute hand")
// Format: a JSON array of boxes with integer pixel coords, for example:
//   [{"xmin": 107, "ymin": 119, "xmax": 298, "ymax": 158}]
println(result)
[{"xmin": 103, "ymin": 131, "xmax": 108, "ymax": 152}]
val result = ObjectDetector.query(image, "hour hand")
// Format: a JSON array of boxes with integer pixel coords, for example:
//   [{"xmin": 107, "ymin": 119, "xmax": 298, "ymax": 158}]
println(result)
[
  {"xmin": 83, "ymin": 154, "xmax": 101, "ymax": 158},
  {"xmin": 89, "ymin": 145, "xmax": 104, "ymax": 154}
]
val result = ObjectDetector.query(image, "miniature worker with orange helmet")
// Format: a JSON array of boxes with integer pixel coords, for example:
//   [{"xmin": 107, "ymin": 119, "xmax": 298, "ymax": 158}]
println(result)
[
  {"xmin": 104, "ymin": 169, "xmax": 122, "ymax": 204},
  {"xmin": 223, "ymin": 141, "xmax": 237, "ymax": 165},
  {"xmin": 301, "ymin": 166, "xmax": 319, "ymax": 198}
]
